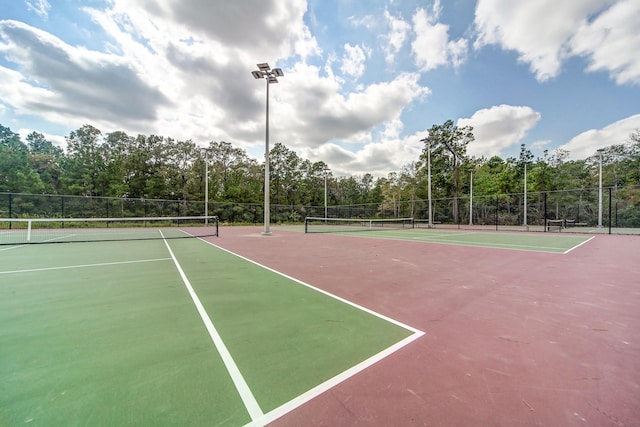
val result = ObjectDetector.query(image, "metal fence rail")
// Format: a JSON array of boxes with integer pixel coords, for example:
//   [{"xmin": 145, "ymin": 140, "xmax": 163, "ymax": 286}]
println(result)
[{"xmin": 2, "ymin": 186, "xmax": 639, "ymax": 234}]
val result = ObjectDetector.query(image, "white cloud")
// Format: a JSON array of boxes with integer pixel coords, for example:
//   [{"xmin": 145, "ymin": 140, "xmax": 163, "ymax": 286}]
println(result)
[
  {"xmin": 458, "ymin": 105, "xmax": 541, "ymax": 158},
  {"xmin": 18, "ymin": 128, "xmax": 66, "ymax": 150},
  {"xmin": 3, "ymin": 0, "xmax": 433, "ymax": 178},
  {"xmin": 473, "ymin": 0, "xmax": 640, "ymax": 84},
  {"xmin": 348, "ymin": 15, "xmax": 377, "ymax": 30},
  {"xmin": 345, "ymin": 135, "xmax": 423, "ymax": 176},
  {"xmin": 0, "ymin": 20, "xmax": 171, "ymax": 131},
  {"xmin": 275, "ymin": 63, "xmax": 430, "ymax": 151},
  {"xmin": 380, "ymin": 118, "xmax": 404, "ymax": 140},
  {"xmin": 340, "ymin": 43, "xmax": 368, "ymax": 79},
  {"xmin": 105, "ymin": 0, "xmax": 310, "ymax": 61},
  {"xmin": 411, "ymin": 0, "xmax": 468, "ymax": 72},
  {"xmin": 383, "ymin": 10, "xmax": 410, "ymax": 64},
  {"xmin": 25, "ymin": 0, "xmax": 51, "ymax": 19},
  {"xmin": 570, "ymin": 0, "xmax": 640, "ymax": 85},
  {"xmin": 302, "ymin": 133, "xmax": 424, "ymax": 177},
  {"xmin": 559, "ymin": 114, "xmax": 640, "ymax": 159},
  {"xmin": 530, "ymin": 139, "xmax": 552, "ymax": 152}
]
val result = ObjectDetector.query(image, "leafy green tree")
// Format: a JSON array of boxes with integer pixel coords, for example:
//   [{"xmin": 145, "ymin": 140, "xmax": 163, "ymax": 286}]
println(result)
[
  {"xmin": 379, "ymin": 172, "xmax": 403, "ymax": 217},
  {"xmin": 529, "ymin": 150, "xmax": 552, "ymax": 192},
  {"xmin": 335, "ymin": 176, "xmax": 362, "ymax": 206},
  {"xmin": 4, "ymin": 121, "xmax": 640, "ymax": 225},
  {"xmin": 420, "ymin": 120, "xmax": 474, "ymax": 222},
  {"xmin": 269, "ymin": 142, "xmax": 306, "ymax": 206},
  {"xmin": 625, "ymin": 130, "xmax": 640, "ymax": 184},
  {"xmin": 398, "ymin": 162, "xmax": 421, "ymax": 217},
  {"xmin": 61, "ymin": 125, "xmax": 106, "ymax": 196},
  {"xmin": 103, "ymin": 130, "xmax": 135, "ymax": 198},
  {"xmin": 303, "ymin": 161, "xmax": 332, "ymax": 208},
  {"xmin": 26, "ymin": 131, "xmax": 62, "ymax": 194},
  {"xmin": 204, "ymin": 141, "xmax": 259, "ymax": 202},
  {"xmin": 165, "ymin": 139, "xmax": 199, "ymax": 204},
  {"xmin": 0, "ymin": 124, "xmax": 44, "ymax": 193},
  {"xmin": 359, "ymin": 173, "xmax": 376, "ymax": 203},
  {"xmin": 127, "ymin": 134, "xmax": 166, "ymax": 199},
  {"xmin": 473, "ymin": 156, "xmax": 508, "ymax": 195}
]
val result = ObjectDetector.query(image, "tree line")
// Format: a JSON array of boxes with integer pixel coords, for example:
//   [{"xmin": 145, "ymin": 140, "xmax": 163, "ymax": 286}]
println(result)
[{"xmin": 1, "ymin": 121, "xmax": 639, "ymax": 213}]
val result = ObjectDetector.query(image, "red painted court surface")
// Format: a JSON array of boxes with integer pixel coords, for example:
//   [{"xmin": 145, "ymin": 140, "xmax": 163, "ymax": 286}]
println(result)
[{"xmin": 209, "ymin": 227, "xmax": 640, "ymax": 426}]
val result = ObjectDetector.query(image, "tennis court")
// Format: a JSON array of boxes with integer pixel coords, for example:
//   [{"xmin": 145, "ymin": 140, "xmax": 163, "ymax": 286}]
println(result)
[
  {"xmin": 302, "ymin": 218, "xmax": 593, "ymax": 253},
  {"xmin": 2, "ymin": 222, "xmax": 639, "ymax": 426},
  {"xmin": 0, "ymin": 227, "xmax": 421, "ymax": 426}
]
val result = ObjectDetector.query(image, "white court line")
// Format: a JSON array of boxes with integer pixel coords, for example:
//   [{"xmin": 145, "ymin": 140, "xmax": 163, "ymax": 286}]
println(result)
[
  {"xmin": 359, "ymin": 234, "xmax": 567, "ymax": 253},
  {"xmin": 198, "ymin": 238, "xmax": 425, "ymax": 426},
  {"xmin": 0, "ymin": 233, "xmax": 77, "ymax": 250},
  {"xmin": 247, "ymin": 331, "xmax": 424, "ymax": 427},
  {"xmin": 160, "ymin": 231, "xmax": 264, "ymax": 421},
  {"xmin": 0, "ymin": 258, "xmax": 171, "ymax": 275},
  {"xmin": 358, "ymin": 231, "xmax": 588, "ymax": 253},
  {"xmin": 203, "ymin": 239, "xmax": 423, "ymax": 334},
  {"xmin": 564, "ymin": 235, "xmax": 595, "ymax": 254},
  {"xmin": 411, "ymin": 231, "xmax": 479, "ymax": 239},
  {"xmin": 0, "ymin": 245, "xmax": 24, "ymax": 252}
]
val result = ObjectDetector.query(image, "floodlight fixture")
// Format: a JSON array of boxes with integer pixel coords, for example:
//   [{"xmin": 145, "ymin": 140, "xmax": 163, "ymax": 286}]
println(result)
[{"xmin": 251, "ymin": 62, "xmax": 285, "ymax": 236}]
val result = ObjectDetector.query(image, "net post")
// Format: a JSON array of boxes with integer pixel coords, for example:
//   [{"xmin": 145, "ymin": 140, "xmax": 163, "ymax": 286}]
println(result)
[
  {"xmin": 27, "ymin": 219, "xmax": 32, "ymax": 242},
  {"xmin": 304, "ymin": 217, "xmax": 308, "ymax": 233}
]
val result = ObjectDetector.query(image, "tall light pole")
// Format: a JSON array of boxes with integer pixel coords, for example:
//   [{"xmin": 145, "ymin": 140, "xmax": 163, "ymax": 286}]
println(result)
[
  {"xmin": 420, "ymin": 137, "xmax": 433, "ymax": 227},
  {"xmin": 523, "ymin": 161, "xmax": 528, "ymax": 227},
  {"xmin": 597, "ymin": 148, "xmax": 604, "ymax": 227},
  {"xmin": 469, "ymin": 169, "xmax": 473, "ymax": 226},
  {"xmin": 323, "ymin": 167, "xmax": 329, "ymax": 219},
  {"xmin": 314, "ymin": 166, "xmax": 330, "ymax": 219},
  {"xmin": 203, "ymin": 148, "xmax": 209, "ymax": 226},
  {"xmin": 252, "ymin": 63, "xmax": 284, "ymax": 236}
]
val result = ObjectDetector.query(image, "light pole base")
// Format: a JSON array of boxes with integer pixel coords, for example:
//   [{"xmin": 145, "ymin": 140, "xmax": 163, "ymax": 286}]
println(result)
[{"xmin": 261, "ymin": 231, "xmax": 272, "ymax": 236}]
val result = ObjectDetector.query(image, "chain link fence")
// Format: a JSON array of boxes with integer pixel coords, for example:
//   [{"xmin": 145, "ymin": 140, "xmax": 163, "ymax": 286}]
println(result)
[{"xmin": 2, "ymin": 186, "xmax": 639, "ymax": 234}]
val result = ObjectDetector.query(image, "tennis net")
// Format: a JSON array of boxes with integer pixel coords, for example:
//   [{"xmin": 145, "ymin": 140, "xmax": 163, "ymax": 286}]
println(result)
[
  {"xmin": 305, "ymin": 217, "xmax": 414, "ymax": 233},
  {"xmin": 0, "ymin": 216, "xmax": 218, "ymax": 245}
]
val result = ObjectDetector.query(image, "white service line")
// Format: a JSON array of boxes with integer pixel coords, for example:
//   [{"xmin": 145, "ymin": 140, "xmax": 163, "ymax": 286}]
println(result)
[
  {"xmin": 160, "ymin": 231, "xmax": 263, "ymax": 421},
  {"xmin": 0, "ymin": 245, "xmax": 24, "ymax": 252},
  {"xmin": 203, "ymin": 239, "xmax": 423, "ymax": 334},
  {"xmin": 246, "ymin": 330, "xmax": 424, "ymax": 427},
  {"xmin": 198, "ymin": 238, "xmax": 426, "ymax": 426},
  {"xmin": 564, "ymin": 235, "xmax": 595, "ymax": 254},
  {"xmin": 0, "ymin": 233, "xmax": 77, "ymax": 250},
  {"xmin": 0, "ymin": 258, "xmax": 171, "ymax": 275}
]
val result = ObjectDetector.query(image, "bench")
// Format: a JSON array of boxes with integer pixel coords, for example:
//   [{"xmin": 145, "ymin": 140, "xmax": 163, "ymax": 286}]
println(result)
[
  {"xmin": 546, "ymin": 219, "xmax": 564, "ymax": 232},
  {"xmin": 564, "ymin": 219, "xmax": 588, "ymax": 228}
]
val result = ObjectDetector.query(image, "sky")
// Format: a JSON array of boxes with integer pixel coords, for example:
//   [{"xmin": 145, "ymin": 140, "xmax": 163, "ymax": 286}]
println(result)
[{"xmin": 0, "ymin": 0, "xmax": 639, "ymax": 177}]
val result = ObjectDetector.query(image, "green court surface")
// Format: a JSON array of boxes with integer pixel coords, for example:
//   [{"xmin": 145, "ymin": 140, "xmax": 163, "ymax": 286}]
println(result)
[
  {"xmin": 0, "ymin": 238, "xmax": 419, "ymax": 426},
  {"xmin": 287, "ymin": 225, "xmax": 592, "ymax": 253}
]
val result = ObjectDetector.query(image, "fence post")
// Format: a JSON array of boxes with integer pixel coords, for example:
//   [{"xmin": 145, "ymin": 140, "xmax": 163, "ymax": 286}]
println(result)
[
  {"xmin": 544, "ymin": 192, "xmax": 547, "ymax": 232},
  {"xmin": 608, "ymin": 187, "xmax": 612, "ymax": 235},
  {"xmin": 495, "ymin": 196, "xmax": 499, "ymax": 231}
]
